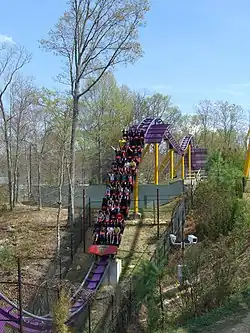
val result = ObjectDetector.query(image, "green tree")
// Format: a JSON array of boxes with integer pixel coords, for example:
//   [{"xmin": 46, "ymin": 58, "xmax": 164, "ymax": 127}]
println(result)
[
  {"xmin": 40, "ymin": 0, "xmax": 150, "ymax": 224},
  {"xmin": 79, "ymin": 72, "xmax": 133, "ymax": 182}
]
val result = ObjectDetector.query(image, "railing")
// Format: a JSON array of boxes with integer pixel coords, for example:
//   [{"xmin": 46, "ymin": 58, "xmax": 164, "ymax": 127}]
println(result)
[{"xmin": 89, "ymin": 195, "xmax": 191, "ymax": 333}]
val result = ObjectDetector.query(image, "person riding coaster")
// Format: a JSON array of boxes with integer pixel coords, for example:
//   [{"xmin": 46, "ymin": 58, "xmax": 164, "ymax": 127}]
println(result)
[
  {"xmin": 116, "ymin": 212, "xmax": 125, "ymax": 230},
  {"xmin": 113, "ymin": 223, "xmax": 121, "ymax": 245},
  {"xmin": 97, "ymin": 210, "xmax": 105, "ymax": 223},
  {"xmin": 93, "ymin": 222, "xmax": 100, "ymax": 244},
  {"xmin": 106, "ymin": 225, "xmax": 114, "ymax": 244},
  {"xmin": 105, "ymin": 186, "xmax": 111, "ymax": 199},
  {"xmin": 99, "ymin": 226, "xmax": 106, "ymax": 245},
  {"xmin": 90, "ymin": 129, "xmax": 141, "ymax": 249},
  {"xmin": 105, "ymin": 212, "xmax": 110, "ymax": 224}
]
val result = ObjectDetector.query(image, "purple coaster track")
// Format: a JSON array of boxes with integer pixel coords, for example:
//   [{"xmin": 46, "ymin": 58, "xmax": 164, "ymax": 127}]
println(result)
[
  {"xmin": 0, "ymin": 257, "xmax": 110, "ymax": 332},
  {"xmin": 133, "ymin": 117, "xmax": 207, "ymax": 171},
  {"xmin": 0, "ymin": 117, "xmax": 207, "ymax": 332}
]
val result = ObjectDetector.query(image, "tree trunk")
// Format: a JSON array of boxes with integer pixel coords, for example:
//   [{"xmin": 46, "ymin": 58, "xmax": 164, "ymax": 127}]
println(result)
[
  {"xmin": 16, "ymin": 167, "xmax": 20, "ymax": 203},
  {"xmin": 6, "ymin": 140, "xmax": 13, "ymax": 210},
  {"xmin": 68, "ymin": 92, "xmax": 79, "ymax": 225},
  {"xmin": 37, "ymin": 159, "xmax": 42, "ymax": 210},
  {"xmin": 13, "ymin": 149, "xmax": 20, "ymax": 207},
  {"xmin": 25, "ymin": 145, "xmax": 30, "ymax": 199},
  {"xmin": 57, "ymin": 149, "xmax": 65, "ymax": 257},
  {"xmin": 0, "ymin": 98, "xmax": 13, "ymax": 210},
  {"xmin": 29, "ymin": 144, "xmax": 32, "ymax": 198},
  {"xmin": 98, "ymin": 137, "xmax": 102, "ymax": 184}
]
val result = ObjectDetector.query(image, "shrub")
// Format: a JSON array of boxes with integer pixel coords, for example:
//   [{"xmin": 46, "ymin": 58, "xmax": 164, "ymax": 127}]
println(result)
[{"xmin": 52, "ymin": 287, "xmax": 71, "ymax": 333}]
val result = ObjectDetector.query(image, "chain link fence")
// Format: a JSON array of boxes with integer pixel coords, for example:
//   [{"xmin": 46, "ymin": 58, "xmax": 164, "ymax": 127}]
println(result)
[
  {"xmin": 0, "ymin": 186, "xmax": 191, "ymax": 332},
  {"xmin": 79, "ymin": 194, "xmax": 191, "ymax": 333}
]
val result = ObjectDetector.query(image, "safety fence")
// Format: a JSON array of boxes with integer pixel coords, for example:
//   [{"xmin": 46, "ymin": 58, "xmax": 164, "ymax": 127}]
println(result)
[
  {"xmin": 80, "ymin": 194, "xmax": 191, "ymax": 333},
  {"xmin": 0, "ymin": 189, "xmax": 192, "ymax": 332},
  {"xmin": 0, "ymin": 211, "xmax": 84, "ymax": 321},
  {"xmin": 85, "ymin": 193, "xmax": 186, "ymax": 227}
]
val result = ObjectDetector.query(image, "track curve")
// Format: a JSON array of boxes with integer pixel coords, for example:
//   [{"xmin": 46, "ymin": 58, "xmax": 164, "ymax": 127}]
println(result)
[{"xmin": 0, "ymin": 117, "xmax": 206, "ymax": 332}]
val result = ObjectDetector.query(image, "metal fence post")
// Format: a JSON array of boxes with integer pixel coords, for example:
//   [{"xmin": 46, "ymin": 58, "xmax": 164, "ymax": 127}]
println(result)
[
  {"xmin": 17, "ymin": 257, "xmax": 24, "ymax": 333},
  {"xmin": 82, "ymin": 189, "xmax": 86, "ymax": 252},
  {"xmin": 88, "ymin": 303, "xmax": 91, "ymax": 333},
  {"xmin": 153, "ymin": 200, "xmax": 156, "ymax": 225},
  {"xmin": 157, "ymin": 189, "xmax": 160, "ymax": 239},
  {"xmin": 88, "ymin": 197, "xmax": 91, "ymax": 227}
]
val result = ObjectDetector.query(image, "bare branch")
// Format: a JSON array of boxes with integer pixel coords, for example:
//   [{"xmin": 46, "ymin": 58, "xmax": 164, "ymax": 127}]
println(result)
[{"xmin": 0, "ymin": 44, "xmax": 31, "ymax": 99}]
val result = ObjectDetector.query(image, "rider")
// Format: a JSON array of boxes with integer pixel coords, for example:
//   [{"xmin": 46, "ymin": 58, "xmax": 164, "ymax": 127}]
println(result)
[
  {"xmin": 97, "ymin": 210, "xmax": 105, "ymax": 223},
  {"xmin": 93, "ymin": 222, "xmax": 100, "ymax": 244},
  {"xmin": 113, "ymin": 223, "xmax": 121, "ymax": 245},
  {"xmin": 106, "ymin": 224, "xmax": 114, "ymax": 244},
  {"xmin": 99, "ymin": 226, "xmax": 106, "ymax": 245}
]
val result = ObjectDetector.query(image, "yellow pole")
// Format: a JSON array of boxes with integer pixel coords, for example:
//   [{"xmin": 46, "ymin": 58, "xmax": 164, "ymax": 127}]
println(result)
[
  {"xmin": 188, "ymin": 144, "xmax": 192, "ymax": 177},
  {"xmin": 133, "ymin": 144, "xmax": 150, "ymax": 216},
  {"xmin": 154, "ymin": 143, "xmax": 159, "ymax": 185},
  {"xmin": 170, "ymin": 149, "xmax": 174, "ymax": 179},
  {"xmin": 133, "ymin": 175, "xmax": 139, "ymax": 214},
  {"xmin": 181, "ymin": 155, "xmax": 185, "ymax": 180}
]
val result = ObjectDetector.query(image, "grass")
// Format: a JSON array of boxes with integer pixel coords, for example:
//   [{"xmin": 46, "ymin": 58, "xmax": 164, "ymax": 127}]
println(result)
[
  {"xmin": 118, "ymin": 200, "xmax": 176, "ymax": 279},
  {"xmin": 169, "ymin": 287, "xmax": 250, "ymax": 333}
]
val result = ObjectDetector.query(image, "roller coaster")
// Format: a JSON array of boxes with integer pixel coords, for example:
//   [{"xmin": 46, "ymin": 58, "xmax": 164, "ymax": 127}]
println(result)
[{"xmin": 0, "ymin": 117, "xmax": 207, "ymax": 332}]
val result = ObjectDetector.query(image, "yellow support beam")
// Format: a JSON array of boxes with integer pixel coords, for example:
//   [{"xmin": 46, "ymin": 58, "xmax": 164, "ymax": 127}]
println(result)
[
  {"xmin": 159, "ymin": 151, "xmax": 170, "ymax": 174},
  {"xmin": 244, "ymin": 141, "xmax": 250, "ymax": 178},
  {"xmin": 133, "ymin": 143, "xmax": 150, "ymax": 215},
  {"xmin": 181, "ymin": 155, "xmax": 185, "ymax": 179},
  {"xmin": 188, "ymin": 144, "xmax": 192, "ymax": 176},
  {"xmin": 154, "ymin": 143, "xmax": 159, "ymax": 185},
  {"xmin": 133, "ymin": 174, "xmax": 139, "ymax": 214},
  {"xmin": 170, "ymin": 149, "xmax": 174, "ymax": 179}
]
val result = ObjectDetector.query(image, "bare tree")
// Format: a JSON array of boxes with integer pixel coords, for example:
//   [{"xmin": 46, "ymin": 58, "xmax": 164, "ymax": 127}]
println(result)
[
  {"xmin": 53, "ymin": 99, "xmax": 71, "ymax": 256},
  {"xmin": 0, "ymin": 43, "xmax": 31, "ymax": 209},
  {"xmin": 147, "ymin": 93, "xmax": 181, "ymax": 129},
  {"xmin": 195, "ymin": 100, "xmax": 214, "ymax": 148},
  {"xmin": 9, "ymin": 74, "xmax": 36, "ymax": 206},
  {"xmin": 40, "ymin": 0, "xmax": 150, "ymax": 224},
  {"xmin": 30, "ymin": 104, "xmax": 52, "ymax": 210},
  {"xmin": 214, "ymin": 101, "xmax": 244, "ymax": 148},
  {"xmin": 132, "ymin": 91, "xmax": 150, "ymax": 123}
]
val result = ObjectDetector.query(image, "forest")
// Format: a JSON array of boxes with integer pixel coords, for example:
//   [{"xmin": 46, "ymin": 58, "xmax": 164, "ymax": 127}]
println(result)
[
  {"xmin": 1, "ymin": 1, "xmax": 250, "ymax": 332},
  {"xmin": 0, "ymin": 0, "xmax": 248, "ymax": 219},
  {"xmin": 0, "ymin": 52, "xmax": 247, "ymax": 208}
]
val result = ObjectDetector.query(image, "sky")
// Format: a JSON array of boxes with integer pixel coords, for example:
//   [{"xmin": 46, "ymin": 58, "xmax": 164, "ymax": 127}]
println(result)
[{"xmin": 1, "ymin": 0, "xmax": 250, "ymax": 114}]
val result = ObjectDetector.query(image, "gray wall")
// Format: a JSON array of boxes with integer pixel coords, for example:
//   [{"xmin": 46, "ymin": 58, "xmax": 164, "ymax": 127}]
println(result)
[
  {"xmin": 25, "ymin": 181, "xmax": 184, "ymax": 210},
  {"xmin": 132, "ymin": 180, "xmax": 185, "ymax": 209},
  {"xmin": 27, "ymin": 185, "xmax": 88, "ymax": 208}
]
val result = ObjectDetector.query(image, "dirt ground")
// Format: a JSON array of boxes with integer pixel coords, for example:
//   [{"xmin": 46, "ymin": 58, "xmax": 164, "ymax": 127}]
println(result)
[{"xmin": 0, "ymin": 204, "xmax": 68, "ymax": 307}]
